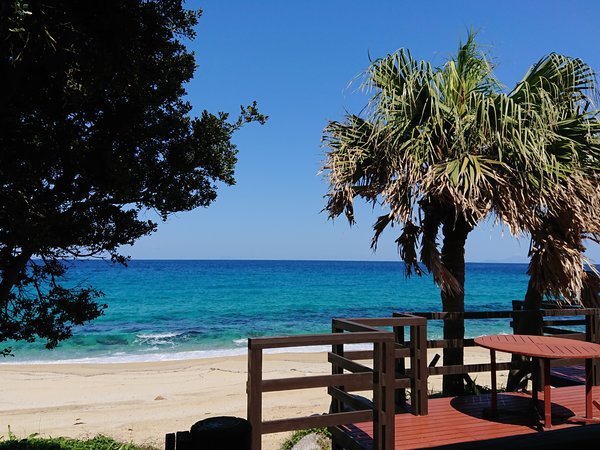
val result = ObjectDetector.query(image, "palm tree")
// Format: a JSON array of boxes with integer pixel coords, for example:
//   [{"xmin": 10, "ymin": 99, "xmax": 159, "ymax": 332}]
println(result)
[
  {"xmin": 322, "ymin": 33, "xmax": 600, "ymax": 396},
  {"xmin": 502, "ymin": 53, "xmax": 600, "ymax": 337},
  {"xmin": 506, "ymin": 133, "xmax": 600, "ymax": 390},
  {"xmin": 514, "ymin": 54, "xmax": 600, "ymax": 319}
]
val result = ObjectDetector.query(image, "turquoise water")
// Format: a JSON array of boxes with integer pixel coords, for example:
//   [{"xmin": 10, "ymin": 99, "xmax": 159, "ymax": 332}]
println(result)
[{"xmin": 2, "ymin": 260, "xmax": 531, "ymax": 364}]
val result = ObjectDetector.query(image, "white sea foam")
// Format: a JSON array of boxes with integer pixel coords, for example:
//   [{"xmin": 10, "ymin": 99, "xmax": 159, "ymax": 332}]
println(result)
[
  {"xmin": 0, "ymin": 343, "xmax": 373, "ymax": 365},
  {"xmin": 133, "ymin": 332, "xmax": 182, "ymax": 348},
  {"xmin": 136, "ymin": 332, "xmax": 182, "ymax": 340}
]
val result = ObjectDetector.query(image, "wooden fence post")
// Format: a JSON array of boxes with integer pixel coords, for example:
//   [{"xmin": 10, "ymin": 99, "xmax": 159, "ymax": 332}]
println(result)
[
  {"xmin": 383, "ymin": 338, "xmax": 395, "ymax": 449},
  {"xmin": 247, "ymin": 340, "xmax": 263, "ymax": 450},
  {"xmin": 174, "ymin": 432, "xmax": 190, "ymax": 450},
  {"xmin": 331, "ymin": 325, "xmax": 344, "ymax": 450},
  {"xmin": 373, "ymin": 341, "xmax": 383, "ymax": 450},
  {"xmin": 394, "ymin": 324, "xmax": 406, "ymax": 411},
  {"xmin": 409, "ymin": 318, "xmax": 428, "ymax": 415},
  {"xmin": 165, "ymin": 433, "xmax": 175, "ymax": 450},
  {"xmin": 414, "ymin": 319, "xmax": 429, "ymax": 416},
  {"xmin": 586, "ymin": 311, "xmax": 600, "ymax": 386}
]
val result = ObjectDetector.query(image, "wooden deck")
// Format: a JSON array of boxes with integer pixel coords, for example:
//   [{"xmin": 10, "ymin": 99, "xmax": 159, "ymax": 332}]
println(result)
[
  {"xmin": 337, "ymin": 385, "xmax": 600, "ymax": 449},
  {"xmin": 248, "ymin": 310, "xmax": 600, "ymax": 449}
]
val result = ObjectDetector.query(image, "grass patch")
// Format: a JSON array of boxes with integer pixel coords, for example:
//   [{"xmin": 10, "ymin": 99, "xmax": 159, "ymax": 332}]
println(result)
[
  {"xmin": 279, "ymin": 428, "xmax": 331, "ymax": 450},
  {"xmin": 0, "ymin": 435, "xmax": 155, "ymax": 450}
]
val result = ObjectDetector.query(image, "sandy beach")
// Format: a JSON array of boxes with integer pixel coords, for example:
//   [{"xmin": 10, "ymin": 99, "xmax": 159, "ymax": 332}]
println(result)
[{"xmin": 0, "ymin": 348, "xmax": 512, "ymax": 450}]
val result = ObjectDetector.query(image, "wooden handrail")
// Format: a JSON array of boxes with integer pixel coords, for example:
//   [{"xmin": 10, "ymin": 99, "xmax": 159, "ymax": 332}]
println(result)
[
  {"xmin": 341, "ymin": 347, "xmax": 411, "ymax": 361},
  {"xmin": 327, "ymin": 352, "xmax": 373, "ymax": 373},
  {"xmin": 332, "ymin": 318, "xmax": 381, "ymax": 332},
  {"xmin": 410, "ymin": 311, "xmax": 516, "ymax": 319},
  {"xmin": 427, "ymin": 362, "xmax": 514, "ymax": 376},
  {"xmin": 540, "ymin": 308, "xmax": 600, "ymax": 316},
  {"xmin": 262, "ymin": 411, "xmax": 373, "ymax": 434},
  {"xmin": 426, "ymin": 338, "xmax": 477, "ymax": 349},
  {"xmin": 328, "ymin": 386, "xmax": 375, "ymax": 411},
  {"xmin": 262, "ymin": 372, "xmax": 373, "ymax": 392},
  {"xmin": 544, "ymin": 319, "xmax": 586, "ymax": 326},
  {"xmin": 249, "ymin": 331, "xmax": 391, "ymax": 349},
  {"xmin": 410, "ymin": 308, "xmax": 599, "ymax": 319},
  {"xmin": 339, "ymin": 315, "xmax": 427, "ymax": 327}
]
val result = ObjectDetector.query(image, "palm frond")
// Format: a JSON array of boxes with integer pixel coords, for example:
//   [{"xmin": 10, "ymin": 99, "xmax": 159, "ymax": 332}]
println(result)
[{"xmin": 395, "ymin": 221, "xmax": 423, "ymax": 277}]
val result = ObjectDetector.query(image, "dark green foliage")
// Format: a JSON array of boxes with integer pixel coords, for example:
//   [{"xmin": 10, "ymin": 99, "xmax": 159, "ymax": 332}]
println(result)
[
  {"xmin": 0, "ymin": 1, "xmax": 266, "ymax": 355},
  {"xmin": 0, "ymin": 435, "xmax": 155, "ymax": 450}
]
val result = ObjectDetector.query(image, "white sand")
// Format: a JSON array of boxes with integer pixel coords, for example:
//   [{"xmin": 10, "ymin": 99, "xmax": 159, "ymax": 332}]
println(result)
[{"xmin": 0, "ymin": 348, "xmax": 511, "ymax": 450}]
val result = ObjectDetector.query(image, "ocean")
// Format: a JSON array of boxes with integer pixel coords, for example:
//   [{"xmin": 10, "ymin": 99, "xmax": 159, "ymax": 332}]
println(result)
[{"xmin": 1, "ymin": 260, "xmax": 531, "ymax": 364}]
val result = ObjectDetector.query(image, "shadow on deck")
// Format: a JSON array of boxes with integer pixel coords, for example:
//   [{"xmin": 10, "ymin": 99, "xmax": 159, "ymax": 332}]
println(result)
[
  {"xmin": 338, "ymin": 385, "xmax": 600, "ymax": 449},
  {"xmin": 551, "ymin": 364, "xmax": 587, "ymax": 386},
  {"xmin": 429, "ymin": 425, "xmax": 600, "ymax": 449}
]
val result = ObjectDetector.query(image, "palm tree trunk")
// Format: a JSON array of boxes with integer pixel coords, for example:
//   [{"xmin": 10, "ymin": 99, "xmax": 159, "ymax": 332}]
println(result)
[
  {"xmin": 506, "ymin": 278, "xmax": 543, "ymax": 390},
  {"xmin": 440, "ymin": 217, "xmax": 471, "ymax": 396},
  {"xmin": 520, "ymin": 278, "xmax": 544, "ymax": 333}
]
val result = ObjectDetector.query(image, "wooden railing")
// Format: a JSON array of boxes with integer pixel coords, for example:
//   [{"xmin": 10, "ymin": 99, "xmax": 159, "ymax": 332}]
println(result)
[
  {"xmin": 247, "ymin": 314, "xmax": 428, "ymax": 450},
  {"xmin": 247, "ymin": 327, "xmax": 395, "ymax": 450},
  {"xmin": 331, "ymin": 314, "xmax": 428, "ymax": 416},
  {"xmin": 246, "ymin": 307, "xmax": 600, "ymax": 449},
  {"xmin": 408, "ymin": 306, "xmax": 600, "ymax": 387}
]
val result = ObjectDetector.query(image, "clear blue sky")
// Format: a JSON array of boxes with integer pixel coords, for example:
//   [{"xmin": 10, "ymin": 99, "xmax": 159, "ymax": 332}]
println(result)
[{"xmin": 125, "ymin": 0, "xmax": 600, "ymax": 263}]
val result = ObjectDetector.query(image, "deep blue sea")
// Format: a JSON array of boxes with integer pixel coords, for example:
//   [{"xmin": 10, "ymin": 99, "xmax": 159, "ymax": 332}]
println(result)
[{"xmin": 2, "ymin": 260, "xmax": 531, "ymax": 364}]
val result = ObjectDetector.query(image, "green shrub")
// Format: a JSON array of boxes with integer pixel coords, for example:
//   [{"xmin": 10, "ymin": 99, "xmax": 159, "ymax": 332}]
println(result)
[{"xmin": 0, "ymin": 435, "xmax": 154, "ymax": 450}]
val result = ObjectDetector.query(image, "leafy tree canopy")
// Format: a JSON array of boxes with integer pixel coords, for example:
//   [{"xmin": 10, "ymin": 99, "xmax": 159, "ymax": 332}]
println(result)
[{"xmin": 0, "ymin": 0, "xmax": 266, "ymax": 355}]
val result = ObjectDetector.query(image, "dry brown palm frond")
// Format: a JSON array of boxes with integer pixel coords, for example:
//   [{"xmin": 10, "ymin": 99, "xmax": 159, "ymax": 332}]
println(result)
[
  {"xmin": 581, "ymin": 271, "xmax": 600, "ymax": 308},
  {"xmin": 395, "ymin": 221, "xmax": 423, "ymax": 277},
  {"xmin": 527, "ymin": 220, "xmax": 586, "ymax": 303}
]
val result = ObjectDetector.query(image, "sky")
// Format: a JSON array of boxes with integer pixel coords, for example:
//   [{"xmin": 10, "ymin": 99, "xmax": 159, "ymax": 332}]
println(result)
[{"xmin": 124, "ymin": 0, "xmax": 600, "ymax": 263}]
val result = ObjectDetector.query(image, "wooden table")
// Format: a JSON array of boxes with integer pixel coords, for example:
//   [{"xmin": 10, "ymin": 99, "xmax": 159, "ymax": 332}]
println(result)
[{"xmin": 474, "ymin": 334, "xmax": 600, "ymax": 428}]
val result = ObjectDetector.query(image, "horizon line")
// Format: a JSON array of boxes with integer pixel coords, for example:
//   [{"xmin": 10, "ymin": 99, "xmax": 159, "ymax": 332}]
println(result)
[{"xmin": 70, "ymin": 257, "xmax": 531, "ymax": 264}]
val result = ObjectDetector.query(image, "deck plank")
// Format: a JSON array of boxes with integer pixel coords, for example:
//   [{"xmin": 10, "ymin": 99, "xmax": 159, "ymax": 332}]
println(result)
[{"xmin": 339, "ymin": 385, "xmax": 600, "ymax": 449}]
